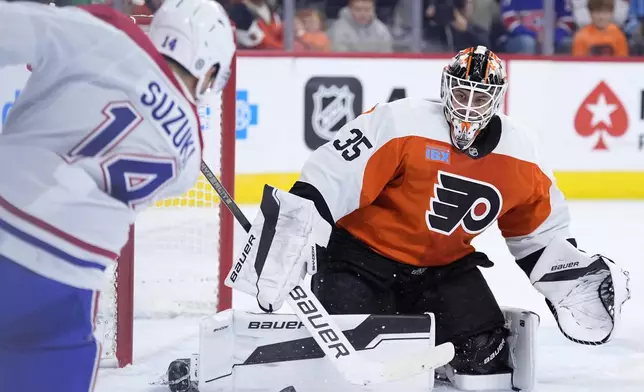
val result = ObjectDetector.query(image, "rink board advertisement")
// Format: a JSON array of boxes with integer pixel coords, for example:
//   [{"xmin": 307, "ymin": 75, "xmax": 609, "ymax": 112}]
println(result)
[{"xmin": 1, "ymin": 56, "xmax": 642, "ymax": 201}]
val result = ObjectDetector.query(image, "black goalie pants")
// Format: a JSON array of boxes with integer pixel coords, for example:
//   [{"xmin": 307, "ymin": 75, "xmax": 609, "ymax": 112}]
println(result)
[{"xmin": 311, "ymin": 228, "xmax": 506, "ymax": 348}]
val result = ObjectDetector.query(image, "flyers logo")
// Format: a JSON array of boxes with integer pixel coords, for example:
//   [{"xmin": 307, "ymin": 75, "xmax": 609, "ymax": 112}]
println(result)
[{"xmin": 425, "ymin": 171, "xmax": 502, "ymax": 235}]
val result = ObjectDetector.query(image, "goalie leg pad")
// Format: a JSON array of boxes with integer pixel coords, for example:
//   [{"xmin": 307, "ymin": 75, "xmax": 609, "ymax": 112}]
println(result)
[
  {"xmin": 198, "ymin": 309, "xmax": 439, "ymax": 392},
  {"xmin": 443, "ymin": 307, "xmax": 538, "ymax": 391},
  {"xmin": 450, "ymin": 327, "xmax": 509, "ymax": 375},
  {"xmin": 503, "ymin": 307, "xmax": 539, "ymax": 391}
]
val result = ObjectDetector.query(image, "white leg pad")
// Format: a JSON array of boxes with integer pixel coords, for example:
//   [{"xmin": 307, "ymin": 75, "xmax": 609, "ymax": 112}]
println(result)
[
  {"xmin": 504, "ymin": 307, "xmax": 539, "ymax": 391},
  {"xmin": 443, "ymin": 366, "xmax": 513, "ymax": 390},
  {"xmin": 197, "ymin": 309, "xmax": 439, "ymax": 391}
]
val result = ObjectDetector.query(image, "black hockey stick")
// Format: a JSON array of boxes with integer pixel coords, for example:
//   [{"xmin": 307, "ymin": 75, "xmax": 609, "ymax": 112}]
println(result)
[
  {"xmin": 200, "ymin": 161, "xmax": 251, "ymax": 231},
  {"xmin": 200, "ymin": 161, "xmax": 455, "ymax": 385}
]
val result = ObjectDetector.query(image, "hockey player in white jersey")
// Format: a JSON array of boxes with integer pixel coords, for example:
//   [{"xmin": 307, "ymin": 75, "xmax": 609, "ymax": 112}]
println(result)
[{"xmin": 0, "ymin": 1, "xmax": 234, "ymax": 390}]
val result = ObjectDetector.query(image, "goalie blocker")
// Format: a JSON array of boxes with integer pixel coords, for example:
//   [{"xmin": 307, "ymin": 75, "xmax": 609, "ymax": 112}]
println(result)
[{"xmin": 166, "ymin": 307, "xmax": 538, "ymax": 391}]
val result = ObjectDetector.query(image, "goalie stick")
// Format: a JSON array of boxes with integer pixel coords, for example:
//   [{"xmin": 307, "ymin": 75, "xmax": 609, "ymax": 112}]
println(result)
[{"xmin": 200, "ymin": 161, "xmax": 455, "ymax": 386}]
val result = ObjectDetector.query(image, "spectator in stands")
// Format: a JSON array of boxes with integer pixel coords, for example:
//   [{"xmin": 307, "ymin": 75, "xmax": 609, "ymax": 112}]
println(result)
[
  {"xmin": 471, "ymin": 1, "xmax": 512, "ymax": 53},
  {"xmin": 624, "ymin": 0, "xmax": 644, "ymax": 54},
  {"xmin": 571, "ymin": 0, "xmax": 629, "ymax": 28},
  {"xmin": 324, "ymin": 0, "xmax": 399, "ymax": 26},
  {"xmin": 391, "ymin": 0, "xmax": 425, "ymax": 52},
  {"xmin": 327, "ymin": 0, "xmax": 393, "ymax": 52},
  {"xmin": 424, "ymin": 0, "xmax": 490, "ymax": 52},
  {"xmin": 229, "ymin": 0, "xmax": 283, "ymax": 49},
  {"xmin": 502, "ymin": 0, "xmax": 575, "ymax": 54},
  {"xmin": 624, "ymin": 0, "xmax": 644, "ymax": 32},
  {"xmin": 470, "ymin": 0, "xmax": 501, "ymax": 33},
  {"xmin": 572, "ymin": 0, "xmax": 629, "ymax": 56},
  {"xmin": 294, "ymin": 8, "xmax": 332, "ymax": 52}
]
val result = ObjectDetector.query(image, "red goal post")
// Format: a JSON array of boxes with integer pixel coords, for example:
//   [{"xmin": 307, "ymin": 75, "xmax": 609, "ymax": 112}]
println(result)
[{"xmin": 96, "ymin": 14, "xmax": 236, "ymax": 368}]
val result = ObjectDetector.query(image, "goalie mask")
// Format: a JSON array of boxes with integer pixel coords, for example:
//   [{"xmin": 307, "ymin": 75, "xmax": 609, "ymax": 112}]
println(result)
[{"xmin": 440, "ymin": 46, "xmax": 507, "ymax": 151}]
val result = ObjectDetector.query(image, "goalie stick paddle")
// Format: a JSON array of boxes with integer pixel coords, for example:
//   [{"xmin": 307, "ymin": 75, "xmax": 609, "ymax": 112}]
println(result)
[{"xmin": 200, "ymin": 161, "xmax": 455, "ymax": 385}]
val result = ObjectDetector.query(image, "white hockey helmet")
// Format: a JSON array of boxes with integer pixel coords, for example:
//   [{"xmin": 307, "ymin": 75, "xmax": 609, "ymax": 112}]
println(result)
[
  {"xmin": 440, "ymin": 46, "xmax": 507, "ymax": 151},
  {"xmin": 148, "ymin": 0, "xmax": 235, "ymax": 101}
]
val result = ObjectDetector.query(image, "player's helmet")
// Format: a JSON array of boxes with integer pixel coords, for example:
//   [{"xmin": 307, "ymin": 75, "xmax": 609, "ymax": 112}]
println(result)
[
  {"xmin": 148, "ymin": 0, "xmax": 235, "ymax": 101},
  {"xmin": 440, "ymin": 46, "xmax": 507, "ymax": 151}
]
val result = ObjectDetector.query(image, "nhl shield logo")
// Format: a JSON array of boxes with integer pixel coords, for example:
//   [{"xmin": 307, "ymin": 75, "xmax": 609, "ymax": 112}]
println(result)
[
  {"xmin": 304, "ymin": 76, "xmax": 363, "ymax": 150},
  {"xmin": 311, "ymin": 85, "xmax": 355, "ymax": 140}
]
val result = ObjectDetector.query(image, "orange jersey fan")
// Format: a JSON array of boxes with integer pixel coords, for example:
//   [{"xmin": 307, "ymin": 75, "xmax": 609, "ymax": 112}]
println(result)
[{"xmin": 572, "ymin": 23, "xmax": 628, "ymax": 57}]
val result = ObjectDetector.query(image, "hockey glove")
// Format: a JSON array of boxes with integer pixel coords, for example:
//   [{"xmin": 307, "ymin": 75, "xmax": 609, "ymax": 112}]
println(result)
[
  {"xmin": 225, "ymin": 185, "xmax": 331, "ymax": 312},
  {"xmin": 530, "ymin": 237, "xmax": 631, "ymax": 345}
]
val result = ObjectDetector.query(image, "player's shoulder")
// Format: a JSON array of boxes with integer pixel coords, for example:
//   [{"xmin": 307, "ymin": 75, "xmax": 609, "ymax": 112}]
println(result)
[
  {"xmin": 15, "ymin": 3, "xmax": 123, "ymax": 46},
  {"xmin": 50, "ymin": 4, "xmax": 136, "ymax": 41},
  {"xmin": 367, "ymin": 98, "xmax": 451, "ymax": 144},
  {"xmin": 79, "ymin": 5, "xmax": 189, "ymax": 104},
  {"xmin": 494, "ymin": 113, "xmax": 542, "ymax": 165},
  {"xmin": 76, "ymin": 4, "xmax": 133, "ymax": 28},
  {"xmin": 61, "ymin": 5, "xmax": 159, "ymax": 67},
  {"xmin": 78, "ymin": 5, "xmax": 160, "ymax": 65}
]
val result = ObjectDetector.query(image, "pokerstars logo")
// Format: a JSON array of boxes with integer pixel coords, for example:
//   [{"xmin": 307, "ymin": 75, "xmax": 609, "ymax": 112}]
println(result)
[{"xmin": 574, "ymin": 81, "xmax": 629, "ymax": 150}]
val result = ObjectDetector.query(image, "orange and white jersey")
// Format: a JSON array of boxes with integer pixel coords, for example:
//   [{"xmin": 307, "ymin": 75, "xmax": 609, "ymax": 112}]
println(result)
[
  {"xmin": 229, "ymin": 1, "xmax": 283, "ymax": 50},
  {"xmin": 297, "ymin": 98, "xmax": 571, "ymax": 267}
]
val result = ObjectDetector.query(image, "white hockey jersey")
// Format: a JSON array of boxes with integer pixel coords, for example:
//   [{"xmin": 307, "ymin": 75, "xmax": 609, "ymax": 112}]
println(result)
[{"xmin": 0, "ymin": 3, "xmax": 202, "ymax": 290}]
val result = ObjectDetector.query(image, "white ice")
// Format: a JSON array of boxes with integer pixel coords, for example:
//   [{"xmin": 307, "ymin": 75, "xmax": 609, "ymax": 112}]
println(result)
[{"xmin": 96, "ymin": 201, "xmax": 644, "ymax": 392}]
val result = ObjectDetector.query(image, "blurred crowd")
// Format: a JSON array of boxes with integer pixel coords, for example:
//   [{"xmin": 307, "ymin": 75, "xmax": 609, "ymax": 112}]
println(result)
[
  {"xmin": 216, "ymin": 0, "xmax": 644, "ymax": 56},
  {"xmin": 16, "ymin": 0, "xmax": 644, "ymax": 56}
]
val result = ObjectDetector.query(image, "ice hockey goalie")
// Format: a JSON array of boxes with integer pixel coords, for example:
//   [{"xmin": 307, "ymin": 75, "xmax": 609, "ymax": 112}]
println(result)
[{"xmin": 178, "ymin": 46, "xmax": 631, "ymax": 392}]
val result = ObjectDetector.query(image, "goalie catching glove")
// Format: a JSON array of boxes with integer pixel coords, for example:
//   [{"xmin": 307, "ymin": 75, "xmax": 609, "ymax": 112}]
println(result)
[
  {"xmin": 530, "ymin": 237, "xmax": 631, "ymax": 345},
  {"xmin": 225, "ymin": 185, "xmax": 332, "ymax": 312}
]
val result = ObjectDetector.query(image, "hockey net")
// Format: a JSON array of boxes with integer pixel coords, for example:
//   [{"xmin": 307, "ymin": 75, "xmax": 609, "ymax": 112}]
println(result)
[{"xmin": 96, "ymin": 14, "xmax": 236, "ymax": 368}]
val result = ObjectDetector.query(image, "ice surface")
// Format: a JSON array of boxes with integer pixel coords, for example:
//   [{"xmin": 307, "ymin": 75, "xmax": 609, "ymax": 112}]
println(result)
[{"xmin": 95, "ymin": 201, "xmax": 644, "ymax": 392}]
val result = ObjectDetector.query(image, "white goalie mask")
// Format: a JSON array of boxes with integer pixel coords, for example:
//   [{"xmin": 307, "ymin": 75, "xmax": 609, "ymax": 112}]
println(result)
[
  {"xmin": 148, "ymin": 0, "xmax": 236, "ymax": 102},
  {"xmin": 440, "ymin": 46, "xmax": 507, "ymax": 151}
]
